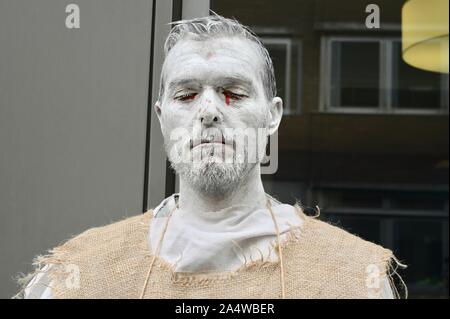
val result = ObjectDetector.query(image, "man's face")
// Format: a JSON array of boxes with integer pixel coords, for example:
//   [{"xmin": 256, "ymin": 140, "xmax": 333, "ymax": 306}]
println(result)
[{"xmin": 156, "ymin": 36, "xmax": 278, "ymax": 195}]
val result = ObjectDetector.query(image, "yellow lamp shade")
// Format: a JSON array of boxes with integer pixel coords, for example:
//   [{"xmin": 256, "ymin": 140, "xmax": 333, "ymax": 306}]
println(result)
[{"xmin": 402, "ymin": 0, "xmax": 449, "ymax": 73}]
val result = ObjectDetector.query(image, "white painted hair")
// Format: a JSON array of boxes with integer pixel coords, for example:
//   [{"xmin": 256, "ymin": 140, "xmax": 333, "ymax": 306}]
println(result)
[{"xmin": 158, "ymin": 12, "xmax": 277, "ymax": 101}]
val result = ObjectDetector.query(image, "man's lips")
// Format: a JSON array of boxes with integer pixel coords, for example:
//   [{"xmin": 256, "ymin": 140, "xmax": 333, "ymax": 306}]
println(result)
[{"xmin": 190, "ymin": 138, "xmax": 233, "ymax": 149}]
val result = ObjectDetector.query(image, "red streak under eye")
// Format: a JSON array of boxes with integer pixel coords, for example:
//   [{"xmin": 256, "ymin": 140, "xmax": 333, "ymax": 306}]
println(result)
[{"xmin": 225, "ymin": 95, "xmax": 230, "ymax": 106}]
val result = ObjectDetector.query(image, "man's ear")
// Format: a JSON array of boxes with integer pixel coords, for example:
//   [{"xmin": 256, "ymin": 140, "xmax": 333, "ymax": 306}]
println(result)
[
  {"xmin": 267, "ymin": 97, "xmax": 283, "ymax": 135},
  {"xmin": 154, "ymin": 100, "xmax": 162, "ymax": 124}
]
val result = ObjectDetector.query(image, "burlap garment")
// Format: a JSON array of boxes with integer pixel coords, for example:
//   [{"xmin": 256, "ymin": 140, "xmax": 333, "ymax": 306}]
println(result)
[{"xmin": 16, "ymin": 206, "xmax": 406, "ymax": 299}]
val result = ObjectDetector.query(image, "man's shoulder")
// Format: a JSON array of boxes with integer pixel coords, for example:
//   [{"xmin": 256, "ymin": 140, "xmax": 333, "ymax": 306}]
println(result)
[
  {"xmin": 296, "ymin": 213, "xmax": 393, "ymax": 265},
  {"xmin": 313, "ymin": 215, "xmax": 389, "ymax": 248},
  {"xmin": 53, "ymin": 211, "xmax": 153, "ymax": 257},
  {"xmin": 18, "ymin": 211, "xmax": 153, "ymax": 298},
  {"xmin": 286, "ymin": 214, "xmax": 403, "ymax": 298}
]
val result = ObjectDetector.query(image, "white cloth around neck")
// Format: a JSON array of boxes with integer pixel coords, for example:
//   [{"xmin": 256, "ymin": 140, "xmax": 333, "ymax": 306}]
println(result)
[{"xmin": 150, "ymin": 193, "xmax": 303, "ymax": 273}]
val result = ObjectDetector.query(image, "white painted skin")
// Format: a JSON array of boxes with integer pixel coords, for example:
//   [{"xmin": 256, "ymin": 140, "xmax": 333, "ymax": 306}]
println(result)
[{"xmin": 155, "ymin": 35, "xmax": 283, "ymax": 214}]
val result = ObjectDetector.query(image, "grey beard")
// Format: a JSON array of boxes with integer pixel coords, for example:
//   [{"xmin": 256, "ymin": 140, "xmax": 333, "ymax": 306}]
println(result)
[{"xmin": 170, "ymin": 157, "xmax": 255, "ymax": 197}]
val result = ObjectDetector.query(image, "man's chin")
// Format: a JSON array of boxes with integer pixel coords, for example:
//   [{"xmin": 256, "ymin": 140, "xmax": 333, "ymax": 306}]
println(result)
[{"xmin": 172, "ymin": 160, "xmax": 253, "ymax": 195}]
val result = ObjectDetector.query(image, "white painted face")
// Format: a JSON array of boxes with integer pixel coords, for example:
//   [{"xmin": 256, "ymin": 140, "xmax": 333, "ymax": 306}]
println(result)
[{"xmin": 155, "ymin": 36, "xmax": 283, "ymax": 196}]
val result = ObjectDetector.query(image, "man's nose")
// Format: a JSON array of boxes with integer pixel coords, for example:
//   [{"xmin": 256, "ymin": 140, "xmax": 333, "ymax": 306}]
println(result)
[
  {"xmin": 200, "ymin": 111, "xmax": 221, "ymax": 125},
  {"xmin": 197, "ymin": 93, "xmax": 223, "ymax": 126}
]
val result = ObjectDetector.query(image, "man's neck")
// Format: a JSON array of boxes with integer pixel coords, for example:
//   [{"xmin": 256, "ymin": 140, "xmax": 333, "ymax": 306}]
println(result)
[{"xmin": 178, "ymin": 165, "xmax": 267, "ymax": 214}]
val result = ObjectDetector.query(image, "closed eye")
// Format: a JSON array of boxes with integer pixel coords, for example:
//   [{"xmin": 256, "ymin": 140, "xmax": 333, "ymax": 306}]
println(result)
[
  {"xmin": 176, "ymin": 93, "xmax": 197, "ymax": 101},
  {"xmin": 223, "ymin": 90, "xmax": 247, "ymax": 100}
]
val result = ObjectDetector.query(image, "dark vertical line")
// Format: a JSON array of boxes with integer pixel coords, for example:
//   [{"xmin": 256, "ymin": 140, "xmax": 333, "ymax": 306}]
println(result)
[
  {"xmin": 172, "ymin": 0, "xmax": 183, "ymax": 21},
  {"xmin": 165, "ymin": 160, "xmax": 176, "ymax": 197},
  {"xmin": 142, "ymin": 0, "xmax": 157, "ymax": 213},
  {"xmin": 164, "ymin": 0, "xmax": 183, "ymax": 198}
]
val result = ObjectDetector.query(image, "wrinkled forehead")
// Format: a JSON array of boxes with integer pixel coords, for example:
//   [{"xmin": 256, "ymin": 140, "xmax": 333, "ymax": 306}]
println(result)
[{"xmin": 162, "ymin": 36, "xmax": 265, "ymax": 90}]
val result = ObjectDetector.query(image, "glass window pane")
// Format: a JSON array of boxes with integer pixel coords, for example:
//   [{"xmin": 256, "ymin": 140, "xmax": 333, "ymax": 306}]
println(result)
[
  {"xmin": 265, "ymin": 43, "xmax": 287, "ymax": 106},
  {"xmin": 341, "ymin": 190, "xmax": 383, "ymax": 208},
  {"xmin": 331, "ymin": 41, "xmax": 380, "ymax": 107},
  {"xmin": 321, "ymin": 189, "xmax": 383, "ymax": 209},
  {"xmin": 390, "ymin": 191, "xmax": 447, "ymax": 211},
  {"xmin": 394, "ymin": 218, "xmax": 445, "ymax": 297},
  {"xmin": 392, "ymin": 41, "xmax": 443, "ymax": 110}
]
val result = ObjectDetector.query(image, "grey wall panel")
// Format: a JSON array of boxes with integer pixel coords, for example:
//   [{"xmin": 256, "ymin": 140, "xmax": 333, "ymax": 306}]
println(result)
[{"xmin": 0, "ymin": 0, "xmax": 152, "ymax": 298}]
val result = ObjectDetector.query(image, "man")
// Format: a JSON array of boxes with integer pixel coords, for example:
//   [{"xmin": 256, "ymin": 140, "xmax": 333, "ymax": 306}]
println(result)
[{"xmin": 18, "ymin": 14, "xmax": 405, "ymax": 299}]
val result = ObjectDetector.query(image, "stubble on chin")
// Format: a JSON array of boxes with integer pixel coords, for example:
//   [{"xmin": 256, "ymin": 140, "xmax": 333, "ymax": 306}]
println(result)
[{"xmin": 169, "ymin": 152, "xmax": 254, "ymax": 196}]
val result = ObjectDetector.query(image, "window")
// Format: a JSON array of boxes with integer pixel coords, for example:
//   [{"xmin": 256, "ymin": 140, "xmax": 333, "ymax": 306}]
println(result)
[
  {"xmin": 330, "ymin": 40, "xmax": 381, "ymax": 108},
  {"xmin": 261, "ymin": 38, "xmax": 302, "ymax": 115},
  {"xmin": 321, "ymin": 37, "xmax": 449, "ymax": 114},
  {"xmin": 394, "ymin": 218, "xmax": 445, "ymax": 296}
]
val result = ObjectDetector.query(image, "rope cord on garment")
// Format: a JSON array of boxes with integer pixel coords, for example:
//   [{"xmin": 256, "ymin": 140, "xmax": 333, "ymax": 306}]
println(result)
[
  {"xmin": 139, "ymin": 199, "xmax": 179, "ymax": 299},
  {"xmin": 266, "ymin": 198, "xmax": 286, "ymax": 298},
  {"xmin": 139, "ymin": 196, "xmax": 286, "ymax": 299}
]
